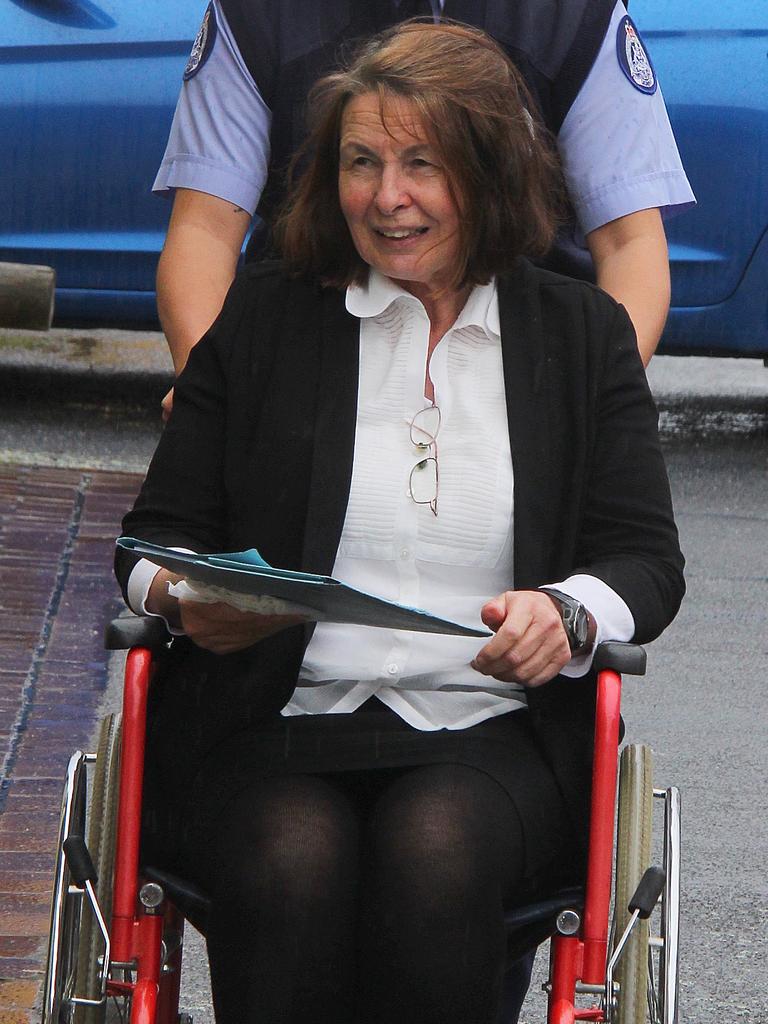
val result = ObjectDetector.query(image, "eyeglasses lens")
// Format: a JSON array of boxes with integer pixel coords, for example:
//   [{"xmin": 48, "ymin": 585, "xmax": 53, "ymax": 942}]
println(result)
[
  {"xmin": 409, "ymin": 457, "xmax": 438, "ymax": 504},
  {"xmin": 410, "ymin": 405, "xmax": 441, "ymax": 448}
]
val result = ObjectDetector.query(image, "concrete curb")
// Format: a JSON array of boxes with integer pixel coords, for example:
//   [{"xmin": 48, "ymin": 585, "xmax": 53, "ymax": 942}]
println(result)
[
  {"xmin": 0, "ymin": 327, "xmax": 173, "ymax": 404},
  {"xmin": 2, "ymin": 327, "xmax": 767, "ymax": 425}
]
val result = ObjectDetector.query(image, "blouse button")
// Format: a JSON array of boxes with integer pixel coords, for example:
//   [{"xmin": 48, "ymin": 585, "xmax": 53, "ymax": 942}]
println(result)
[{"xmin": 386, "ymin": 663, "xmax": 399, "ymax": 676}]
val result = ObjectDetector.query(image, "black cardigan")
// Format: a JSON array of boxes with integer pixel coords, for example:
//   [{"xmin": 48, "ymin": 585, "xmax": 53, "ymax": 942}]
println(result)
[{"xmin": 117, "ymin": 259, "xmax": 684, "ymax": 855}]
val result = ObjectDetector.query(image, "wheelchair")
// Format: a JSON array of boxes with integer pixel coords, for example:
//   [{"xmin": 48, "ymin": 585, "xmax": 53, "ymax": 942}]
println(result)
[{"xmin": 41, "ymin": 616, "xmax": 681, "ymax": 1024}]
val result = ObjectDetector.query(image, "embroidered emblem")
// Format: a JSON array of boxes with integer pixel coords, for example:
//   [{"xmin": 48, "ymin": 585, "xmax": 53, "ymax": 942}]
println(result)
[
  {"xmin": 184, "ymin": 3, "xmax": 217, "ymax": 81},
  {"xmin": 616, "ymin": 15, "xmax": 656, "ymax": 95}
]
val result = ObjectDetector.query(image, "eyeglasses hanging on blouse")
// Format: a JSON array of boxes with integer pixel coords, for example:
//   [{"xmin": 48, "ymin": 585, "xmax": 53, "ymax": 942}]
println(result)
[{"xmin": 408, "ymin": 404, "xmax": 441, "ymax": 516}]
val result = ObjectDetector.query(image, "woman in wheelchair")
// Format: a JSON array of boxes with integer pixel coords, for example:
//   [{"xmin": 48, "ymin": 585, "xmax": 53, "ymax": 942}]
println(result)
[{"xmin": 115, "ymin": 22, "xmax": 684, "ymax": 1024}]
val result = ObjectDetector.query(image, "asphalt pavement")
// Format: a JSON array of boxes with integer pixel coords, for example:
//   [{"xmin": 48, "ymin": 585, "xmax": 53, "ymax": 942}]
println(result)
[{"xmin": 1, "ymin": 326, "xmax": 766, "ymax": 1022}]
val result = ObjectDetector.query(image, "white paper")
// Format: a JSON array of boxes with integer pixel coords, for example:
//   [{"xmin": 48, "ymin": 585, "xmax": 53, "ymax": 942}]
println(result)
[{"xmin": 168, "ymin": 579, "xmax": 322, "ymax": 619}]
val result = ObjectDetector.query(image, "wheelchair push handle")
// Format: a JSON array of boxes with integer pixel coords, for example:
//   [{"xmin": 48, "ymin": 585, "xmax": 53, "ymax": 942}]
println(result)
[{"xmin": 63, "ymin": 835, "xmax": 98, "ymax": 888}]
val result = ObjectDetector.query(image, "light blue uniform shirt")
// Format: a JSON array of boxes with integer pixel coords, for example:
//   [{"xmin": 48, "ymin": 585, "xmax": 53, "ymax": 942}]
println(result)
[{"xmin": 153, "ymin": 0, "xmax": 694, "ymax": 233}]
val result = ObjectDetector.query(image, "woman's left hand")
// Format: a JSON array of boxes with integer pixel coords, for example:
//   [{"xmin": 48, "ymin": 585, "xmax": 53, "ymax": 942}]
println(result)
[{"xmin": 471, "ymin": 590, "xmax": 571, "ymax": 687}]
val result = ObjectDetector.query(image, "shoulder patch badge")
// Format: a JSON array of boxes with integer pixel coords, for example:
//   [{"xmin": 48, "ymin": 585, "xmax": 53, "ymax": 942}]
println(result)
[
  {"xmin": 616, "ymin": 15, "xmax": 656, "ymax": 95},
  {"xmin": 184, "ymin": 3, "xmax": 217, "ymax": 82}
]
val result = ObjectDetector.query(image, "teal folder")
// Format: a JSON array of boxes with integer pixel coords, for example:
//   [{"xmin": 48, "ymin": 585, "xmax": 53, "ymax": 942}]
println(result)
[{"xmin": 117, "ymin": 538, "xmax": 491, "ymax": 638}]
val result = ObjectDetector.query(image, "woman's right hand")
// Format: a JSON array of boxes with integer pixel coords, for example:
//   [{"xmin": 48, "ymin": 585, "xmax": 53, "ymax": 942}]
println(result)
[
  {"xmin": 177, "ymin": 598, "xmax": 307, "ymax": 654},
  {"xmin": 146, "ymin": 569, "xmax": 307, "ymax": 654},
  {"xmin": 472, "ymin": 589, "xmax": 572, "ymax": 687}
]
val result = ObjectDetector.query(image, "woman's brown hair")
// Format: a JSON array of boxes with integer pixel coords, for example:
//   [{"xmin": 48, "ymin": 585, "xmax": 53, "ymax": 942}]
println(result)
[{"xmin": 275, "ymin": 20, "xmax": 564, "ymax": 290}]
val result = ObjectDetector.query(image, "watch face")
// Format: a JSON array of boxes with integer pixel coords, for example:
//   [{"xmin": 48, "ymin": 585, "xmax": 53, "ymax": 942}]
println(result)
[
  {"xmin": 572, "ymin": 604, "xmax": 589, "ymax": 649},
  {"xmin": 559, "ymin": 597, "xmax": 587, "ymax": 651}
]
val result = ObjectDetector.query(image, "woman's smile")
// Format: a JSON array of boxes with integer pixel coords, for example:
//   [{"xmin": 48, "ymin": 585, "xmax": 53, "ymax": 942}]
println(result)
[{"xmin": 374, "ymin": 225, "xmax": 429, "ymax": 240}]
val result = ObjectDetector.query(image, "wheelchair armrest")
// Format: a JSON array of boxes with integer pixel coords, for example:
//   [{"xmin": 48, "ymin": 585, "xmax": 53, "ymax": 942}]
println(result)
[
  {"xmin": 104, "ymin": 616, "xmax": 171, "ymax": 652},
  {"xmin": 593, "ymin": 641, "xmax": 646, "ymax": 676}
]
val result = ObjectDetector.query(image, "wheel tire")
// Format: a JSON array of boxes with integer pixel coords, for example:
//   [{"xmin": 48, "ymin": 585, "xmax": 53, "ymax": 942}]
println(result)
[
  {"xmin": 613, "ymin": 743, "xmax": 654, "ymax": 1024},
  {"xmin": 73, "ymin": 714, "xmax": 122, "ymax": 1024}
]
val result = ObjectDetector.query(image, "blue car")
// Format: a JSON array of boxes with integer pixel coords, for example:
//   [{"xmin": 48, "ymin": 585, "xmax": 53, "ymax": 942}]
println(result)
[
  {"xmin": 633, "ymin": 0, "xmax": 768, "ymax": 358},
  {"xmin": 2, "ymin": 0, "xmax": 767, "ymax": 357}
]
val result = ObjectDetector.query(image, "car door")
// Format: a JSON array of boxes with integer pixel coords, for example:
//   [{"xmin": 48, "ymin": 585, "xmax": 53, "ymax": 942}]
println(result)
[
  {"xmin": 633, "ymin": 0, "xmax": 768, "ymax": 354},
  {"xmin": 0, "ymin": 0, "xmax": 203, "ymax": 326}
]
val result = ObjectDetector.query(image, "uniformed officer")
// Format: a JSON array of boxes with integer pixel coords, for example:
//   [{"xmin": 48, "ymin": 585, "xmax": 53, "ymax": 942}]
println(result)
[{"xmin": 153, "ymin": 0, "xmax": 693, "ymax": 418}]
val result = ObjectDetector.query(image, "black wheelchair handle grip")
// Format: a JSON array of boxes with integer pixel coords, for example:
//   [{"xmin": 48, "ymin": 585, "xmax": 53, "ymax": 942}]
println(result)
[
  {"xmin": 593, "ymin": 642, "xmax": 647, "ymax": 676},
  {"xmin": 104, "ymin": 616, "xmax": 171, "ymax": 651},
  {"xmin": 63, "ymin": 835, "xmax": 98, "ymax": 887},
  {"xmin": 628, "ymin": 865, "xmax": 665, "ymax": 919}
]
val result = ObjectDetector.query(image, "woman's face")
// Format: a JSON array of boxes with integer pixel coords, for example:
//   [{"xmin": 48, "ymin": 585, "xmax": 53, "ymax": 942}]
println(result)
[{"xmin": 338, "ymin": 92, "xmax": 462, "ymax": 298}]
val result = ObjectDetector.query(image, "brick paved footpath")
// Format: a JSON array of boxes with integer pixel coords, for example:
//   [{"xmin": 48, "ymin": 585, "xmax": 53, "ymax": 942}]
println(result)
[{"xmin": 0, "ymin": 465, "xmax": 142, "ymax": 1022}]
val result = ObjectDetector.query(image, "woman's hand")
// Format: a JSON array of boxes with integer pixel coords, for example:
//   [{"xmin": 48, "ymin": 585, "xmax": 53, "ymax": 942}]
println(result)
[
  {"xmin": 146, "ymin": 569, "xmax": 307, "ymax": 655},
  {"xmin": 471, "ymin": 590, "xmax": 572, "ymax": 688},
  {"xmin": 178, "ymin": 599, "xmax": 307, "ymax": 655}
]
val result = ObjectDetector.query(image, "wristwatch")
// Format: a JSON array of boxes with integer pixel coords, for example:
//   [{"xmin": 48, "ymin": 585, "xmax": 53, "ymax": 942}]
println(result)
[{"xmin": 538, "ymin": 587, "xmax": 596, "ymax": 656}]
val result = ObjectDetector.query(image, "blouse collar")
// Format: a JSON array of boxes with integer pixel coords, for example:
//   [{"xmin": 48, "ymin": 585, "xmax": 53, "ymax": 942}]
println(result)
[{"xmin": 346, "ymin": 270, "xmax": 500, "ymax": 340}]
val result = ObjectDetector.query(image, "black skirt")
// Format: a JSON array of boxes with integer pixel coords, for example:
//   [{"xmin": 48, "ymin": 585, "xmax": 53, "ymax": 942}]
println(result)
[{"xmin": 169, "ymin": 698, "xmax": 578, "ymax": 885}]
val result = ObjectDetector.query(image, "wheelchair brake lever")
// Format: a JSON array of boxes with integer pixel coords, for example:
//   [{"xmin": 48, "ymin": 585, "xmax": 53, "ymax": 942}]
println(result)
[
  {"xmin": 604, "ymin": 866, "xmax": 666, "ymax": 1022},
  {"xmin": 63, "ymin": 834, "xmax": 97, "ymax": 887},
  {"xmin": 63, "ymin": 835, "xmax": 112, "ymax": 1005}
]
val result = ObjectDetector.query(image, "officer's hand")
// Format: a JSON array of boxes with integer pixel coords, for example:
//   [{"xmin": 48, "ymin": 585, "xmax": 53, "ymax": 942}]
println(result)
[{"xmin": 471, "ymin": 590, "xmax": 571, "ymax": 687}]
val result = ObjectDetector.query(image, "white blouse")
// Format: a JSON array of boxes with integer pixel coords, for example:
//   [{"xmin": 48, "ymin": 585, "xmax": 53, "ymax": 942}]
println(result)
[{"xmin": 285, "ymin": 272, "xmax": 633, "ymax": 729}]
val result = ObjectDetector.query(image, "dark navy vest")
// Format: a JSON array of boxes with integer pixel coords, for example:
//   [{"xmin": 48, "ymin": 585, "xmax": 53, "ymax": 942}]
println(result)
[{"xmin": 220, "ymin": 0, "xmax": 617, "ymax": 273}]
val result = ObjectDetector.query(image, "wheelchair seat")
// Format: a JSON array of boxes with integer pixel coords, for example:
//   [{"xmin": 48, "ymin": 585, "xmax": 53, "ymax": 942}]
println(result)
[
  {"xmin": 143, "ymin": 865, "xmax": 211, "ymax": 935},
  {"xmin": 504, "ymin": 886, "xmax": 584, "ymax": 961},
  {"xmin": 142, "ymin": 861, "xmax": 584, "ymax": 967}
]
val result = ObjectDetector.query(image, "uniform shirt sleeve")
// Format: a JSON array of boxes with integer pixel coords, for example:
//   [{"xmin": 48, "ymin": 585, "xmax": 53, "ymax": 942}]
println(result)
[
  {"xmin": 543, "ymin": 573, "xmax": 635, "ymax": 678},
  {"xmin": 558, "ymin": 0, "xmax": 695, "ymax": 235},
  {"xmin": 153, "ymin": 0, "xmax": 272, "ymax": 215}
]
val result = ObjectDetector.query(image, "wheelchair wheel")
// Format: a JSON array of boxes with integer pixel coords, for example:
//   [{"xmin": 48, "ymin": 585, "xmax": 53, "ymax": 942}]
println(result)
[
  {"xmin": 613, "ymin": 743, "xmax": 653, "ymax": 1024},
  {"xmin": 74, "ymin": 713, "xmax": 122, "ymax": 1024},
  {"xmin": 42, "ymin": 752, "xmax": 88, "ymax": 1024}
]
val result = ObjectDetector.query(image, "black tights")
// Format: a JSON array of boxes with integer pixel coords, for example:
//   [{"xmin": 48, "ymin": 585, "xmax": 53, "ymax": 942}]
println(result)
[{"xmin": 184, "ymin": 763, "xmax": 532, "ymax": 1024}]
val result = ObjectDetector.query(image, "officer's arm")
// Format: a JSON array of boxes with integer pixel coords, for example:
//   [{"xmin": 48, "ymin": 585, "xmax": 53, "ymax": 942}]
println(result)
[
  {"xmin": 586, "ymin": 208, "xmax": 670, "ymax": 367},
  {"xmin": 153, "ymin": 2, "xmax": 268, "ymax": 401},
  {"xmin": 157, "ymin": 188, "xmax": 251, "ymax": 378}
]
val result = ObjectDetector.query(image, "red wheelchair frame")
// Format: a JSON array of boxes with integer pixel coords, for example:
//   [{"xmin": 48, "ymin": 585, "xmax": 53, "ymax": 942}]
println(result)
[{"xmin": 42, "ymin": 618, "xmax": 680, "ymax": 1024}]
